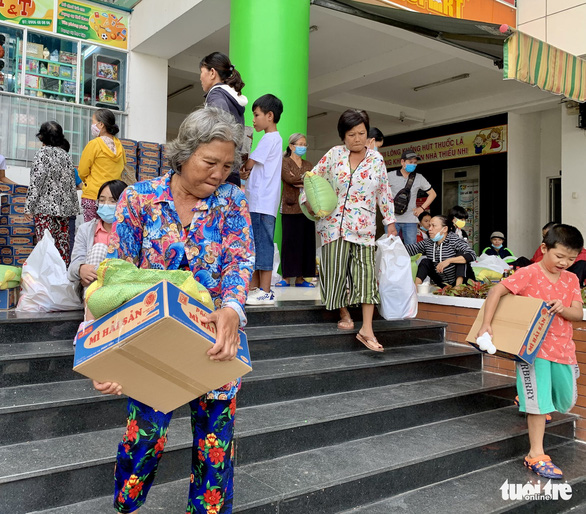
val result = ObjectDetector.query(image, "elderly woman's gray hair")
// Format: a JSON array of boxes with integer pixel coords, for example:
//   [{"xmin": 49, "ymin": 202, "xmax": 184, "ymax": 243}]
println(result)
[
  {"xmin": 167, "ymin": 107, "xmax": 244, "ymax": 173},
  {"xmin": 284, "ymin": 132, "xmax": 306, "ymax": 157}
]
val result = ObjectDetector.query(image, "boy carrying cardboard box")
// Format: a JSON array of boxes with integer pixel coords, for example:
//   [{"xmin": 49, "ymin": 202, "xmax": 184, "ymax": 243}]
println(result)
[{"xmin": 477, "ymin": 224, "xmax": 584, "ymax": 479}]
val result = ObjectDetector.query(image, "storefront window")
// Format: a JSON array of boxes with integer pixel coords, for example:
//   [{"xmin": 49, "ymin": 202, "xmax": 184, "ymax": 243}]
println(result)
[
  {"xmin": 0, "ymin": 21, "xmax": 129, "ymax": 165},
  {"xmin": 0, "ymin": 25, "xmax": 24, "ymax": 95},
  {"xmin": 23, "ymin": 32, "xmax": 79, "ymax": 103},
  {"xmin": 82, "ymin": 44, "xmax": 126, "ymax": 111}
]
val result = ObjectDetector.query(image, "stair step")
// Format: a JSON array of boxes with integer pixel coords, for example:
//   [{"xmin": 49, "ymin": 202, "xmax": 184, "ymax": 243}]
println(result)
[
  {"xmin": 240, "ymin": 342, "xmax": 480, "ymax": 406},
  {"xmin": 0, "ymin": 303, "xmax": 342, "ymax": 343},
  {"xmin": 25, "ymin": 407, "xmax": 576, "ymax": 514},
  {"xmin": 341, "ymin": 441, "xmax": 586, "ymax": 514},
  {"xmin": 0, "ymin": 311, "xmax": 83, "ymax": 344},
  {"xmin": 245, "ymin": 319, "xmax": 445, "ymax": 358},
  {"xmin": 0, "ymin": 371, "xmax": 517, "ymax": 511},
  {"xmin": 0, "ymin": 342, "xmax": 478, "ymax": 444},
  {"xmin": 0, "ymin": 319, "xmax": 447, "ymax": 388},
  {"xmin": 0, "ymin": 368, "xmax": 514, "ymax": 446}
]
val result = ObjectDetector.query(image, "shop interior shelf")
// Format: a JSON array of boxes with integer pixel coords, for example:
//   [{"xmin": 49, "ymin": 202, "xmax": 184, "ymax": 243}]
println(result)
[
  {"xmin": 25, "ymin": 88, "xmax": 76, "ymax": 98},
  {"xmin": 26, "ymin": 56, "xmax": 77, "ymax": 67},
  {"xmin": 25, "ymin": 71, "xmax": 75, "ymax": 82}
]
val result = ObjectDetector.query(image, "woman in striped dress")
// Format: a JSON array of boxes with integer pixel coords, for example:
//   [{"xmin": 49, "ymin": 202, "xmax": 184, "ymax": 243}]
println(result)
[
  {"xmin": 303, "ymin": 109, "xmax": 397, "ymax": 352},
  {"xmin": 405, "ymin": 215, "xmax": 476, "ymax": 287}
]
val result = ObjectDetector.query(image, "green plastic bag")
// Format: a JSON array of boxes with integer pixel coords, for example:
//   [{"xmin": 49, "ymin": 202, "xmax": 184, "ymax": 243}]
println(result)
[
  {"xmin": 86, "ymin": 259, "xmax": 213, "ymax": 319},
  {"xmin": 411, "ymin": 254, "xmax": 421, "ymax": 281},
  {"xmin": 299, "ymin": 171, "xmax": 337, "ymax": 221},
  {"xmin": 0, "ymin": 265, "xmax": 22, "ymax": 290}
]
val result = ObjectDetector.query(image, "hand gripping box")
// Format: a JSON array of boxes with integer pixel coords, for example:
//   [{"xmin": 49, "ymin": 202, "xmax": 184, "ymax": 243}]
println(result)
[
  {"xmin": 466, "ymin": 295, "xmax": 554, "ymax": 365},
  {"xmin": 73, "ymin": 281, "xmax": 252, "ymax": 413}
]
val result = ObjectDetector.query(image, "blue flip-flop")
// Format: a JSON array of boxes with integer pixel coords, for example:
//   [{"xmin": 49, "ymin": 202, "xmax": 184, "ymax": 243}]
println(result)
[
  {"xmin": 295, "ymin": 280, "xmax": 316, "ymax": 288},
  {"xmin": 275, "ymin": 280, "xmax": 290, "ymax": 287}
]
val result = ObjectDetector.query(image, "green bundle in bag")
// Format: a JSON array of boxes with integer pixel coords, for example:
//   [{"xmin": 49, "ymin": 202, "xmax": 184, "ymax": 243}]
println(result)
[
  {"xmin": 299, "ymin": 171, "xmax": 337, "ymax": 221},
  {"xmin": 0, "ymin": 265, "xmax": 22, "ymax": 290},
  {"xmin": 85, "ymin": 259, "xmax": 214, "ymax": 319}
]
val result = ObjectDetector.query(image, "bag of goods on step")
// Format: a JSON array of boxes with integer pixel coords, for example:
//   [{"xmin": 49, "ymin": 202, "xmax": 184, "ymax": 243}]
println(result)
[
  {"xmin": 471, "ymin": 254, "xmax": 510, "ymax": 282},
  {"xmin": 375, "ymin": 235, "xmax": 418, "ymax": 320},
  {"xmin": 16, "ymin": 230, "xmax": 82, "ymax": 312},
  {"xmin": 299, "ymin": 171, "xmax": 337, "ymax": 221},
  {"xmin": 74, "ymin": 260, "xmax": 252, "ymax": 413}
]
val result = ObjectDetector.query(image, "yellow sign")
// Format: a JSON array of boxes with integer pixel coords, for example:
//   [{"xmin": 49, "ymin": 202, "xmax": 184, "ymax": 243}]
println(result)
[
  {"xmin": 380, "ymin": 125, "xmax": 507, "ymax": 167},
  {"xmin": 57, "ymin": 0, "xmax": 128, "ymax": 49},
  {"xmin": 357, "ymin": 0, "xmax": 516, "ymax": 28},
  {"xmin": 0, "ymin": 0, "xmax": 54, "ymax": 31}
]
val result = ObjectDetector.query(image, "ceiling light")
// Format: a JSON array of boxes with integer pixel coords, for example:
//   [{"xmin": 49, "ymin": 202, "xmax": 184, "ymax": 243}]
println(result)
[{"xmin": 413, "ymin": 73, "xmax": 470, "ymax": 92}]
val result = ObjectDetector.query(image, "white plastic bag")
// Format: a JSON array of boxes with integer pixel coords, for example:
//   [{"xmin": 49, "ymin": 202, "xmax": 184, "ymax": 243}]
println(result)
[
  {"xmin": 470, "ymin": 254, "xmax": 510, "ymax": 274},
  {"xmin": 271, "ymin": 243, "xmax": 282, "ymax": 286},
  {"xmin": 375, "ymin": 235, "xmax": 418, "ymax": 320},
  {"xmin": 16, "ymin": 230, "xmax": 83, "ymax": 312}
]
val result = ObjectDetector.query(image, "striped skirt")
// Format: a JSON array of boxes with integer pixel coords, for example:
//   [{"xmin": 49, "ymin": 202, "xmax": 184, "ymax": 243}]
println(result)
[{"xmin": 319, "ymin": 238, "xmax": 379, "ymax": 310}]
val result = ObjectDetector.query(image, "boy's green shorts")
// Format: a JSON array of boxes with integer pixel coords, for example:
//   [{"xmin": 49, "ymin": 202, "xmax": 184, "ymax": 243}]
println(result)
[{"xmin": 516, "ymin": 357, "xmax": 580, "ymax": 415}]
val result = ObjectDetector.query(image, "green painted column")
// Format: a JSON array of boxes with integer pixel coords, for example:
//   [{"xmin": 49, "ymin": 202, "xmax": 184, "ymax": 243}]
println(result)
[{"xmin": 230, "ymin": 0, "xmax": 310, "ymax": 264}]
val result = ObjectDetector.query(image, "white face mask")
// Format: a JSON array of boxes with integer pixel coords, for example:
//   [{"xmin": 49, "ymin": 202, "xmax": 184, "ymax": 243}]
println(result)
[{"xmin": 91, "ymin": 123, "xmax": 100, "ymax": 138}]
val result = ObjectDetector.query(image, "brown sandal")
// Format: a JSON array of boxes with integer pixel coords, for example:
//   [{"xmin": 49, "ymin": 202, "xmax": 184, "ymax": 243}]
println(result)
[
  {"xmin": 356, "ymin": 332, "xmax": 384, "ymax": 352},
  {"xmin": 337, "ymin": 318, "xmax": 354, "ymax": 330}
]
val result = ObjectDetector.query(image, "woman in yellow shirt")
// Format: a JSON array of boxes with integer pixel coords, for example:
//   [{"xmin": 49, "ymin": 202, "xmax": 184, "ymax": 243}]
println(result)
[{"xmin": 78, "ymin": 108, "xmax": 126, "ymax": 221}]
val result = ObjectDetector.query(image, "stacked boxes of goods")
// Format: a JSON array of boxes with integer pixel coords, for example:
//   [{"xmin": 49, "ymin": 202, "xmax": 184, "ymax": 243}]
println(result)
[
  {"xmin": 119, "ymin": 138, "xmax": 138, "ymax": 181},
  {"xmin": 0, "ymin": 183, "xmax": 35, "ymax": 308},
  {"xmin": 137, "ymin": 141, "xmax": 161, "ymax": 182},
  {"xmin": 161, "ymin": 144, "xmax": 172, "ymax": 176}
]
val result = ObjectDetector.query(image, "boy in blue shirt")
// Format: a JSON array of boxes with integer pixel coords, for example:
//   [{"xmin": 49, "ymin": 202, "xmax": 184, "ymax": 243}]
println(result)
[{"xmin": 241, "ymin": 94, "xmax": 283, "ymax": 305}]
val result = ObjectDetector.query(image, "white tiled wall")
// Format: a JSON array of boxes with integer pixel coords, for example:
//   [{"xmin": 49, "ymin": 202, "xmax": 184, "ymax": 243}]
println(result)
[{"xmin": 518, "ymin": 0, "xmax": 586, "ymax": 55}]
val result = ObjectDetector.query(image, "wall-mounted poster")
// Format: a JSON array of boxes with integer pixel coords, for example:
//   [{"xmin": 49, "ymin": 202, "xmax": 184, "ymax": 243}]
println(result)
[
  {"xmin": 57, "ymin": 0, "xmax": 128, "ymax": 49},
  {"xmin": 379, "ymin": 125, "xmax": 508, "ymax": 168}
]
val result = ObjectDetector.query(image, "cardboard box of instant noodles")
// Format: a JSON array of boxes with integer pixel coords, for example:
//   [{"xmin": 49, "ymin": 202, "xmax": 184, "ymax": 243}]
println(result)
[{"xmin": 73, "ymin": 280, "xmax": 252, "ymax": 413}]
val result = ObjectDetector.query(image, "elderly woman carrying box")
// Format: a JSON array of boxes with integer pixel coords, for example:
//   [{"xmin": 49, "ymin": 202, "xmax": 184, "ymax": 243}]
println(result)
[{"xmin": 92, "ymin": 107, "xmax": 254, "ymax": 513}]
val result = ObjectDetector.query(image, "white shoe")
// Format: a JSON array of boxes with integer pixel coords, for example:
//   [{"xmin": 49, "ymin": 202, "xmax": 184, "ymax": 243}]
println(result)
[{"xmin": 246, "ymin": 289, "xmax": 276, "ymax": 306}]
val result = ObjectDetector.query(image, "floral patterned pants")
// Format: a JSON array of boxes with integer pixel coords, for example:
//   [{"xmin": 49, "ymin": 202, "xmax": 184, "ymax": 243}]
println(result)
[
  {"xmin": 33, "ymin": 214, "xmax": 71, "ymax": 266},
  {"xmin": 114, "ymin": 396, "xmax": 236, "ymax": 514}
]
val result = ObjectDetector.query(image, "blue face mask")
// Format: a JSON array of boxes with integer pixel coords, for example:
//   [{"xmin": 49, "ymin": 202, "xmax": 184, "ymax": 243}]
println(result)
[
  {"xmin": 420, "ymin": 226, "xmax": 428, "ymax": 232},
  {"xmin": 432, "ymin": 231, "xmax": 444, "ymax": 242},
  {"xmin": 97, "ymin": 204, "xmax": 116, "ymax": 224},
  {"xmin": 294, "ymin": 146, "xmax": 307, "ymax": 156},
  {"xmin": 492, "ymin": 244, "xmax": 503, "ymax": 250},
  {"xmin": 405, "ymin": 163, "xmax": 417, "ymax": 173}
]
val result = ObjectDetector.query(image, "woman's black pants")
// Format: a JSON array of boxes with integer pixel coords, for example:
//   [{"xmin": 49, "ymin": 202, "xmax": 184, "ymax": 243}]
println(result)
[{"xmin": 416, "ymin": 258, "xmax": 468, "ymax": 287}]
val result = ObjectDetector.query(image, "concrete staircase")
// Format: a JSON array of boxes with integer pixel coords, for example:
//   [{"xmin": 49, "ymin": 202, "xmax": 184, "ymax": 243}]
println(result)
[{"xmin": 0, "ymin": 303, "xmax": 584, "ymax": 513}]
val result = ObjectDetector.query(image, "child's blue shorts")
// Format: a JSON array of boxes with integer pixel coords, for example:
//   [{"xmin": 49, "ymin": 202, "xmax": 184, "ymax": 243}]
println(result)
[{"xmin": 250, "ymin": 212, "xmax": 275, "ymax": 271}]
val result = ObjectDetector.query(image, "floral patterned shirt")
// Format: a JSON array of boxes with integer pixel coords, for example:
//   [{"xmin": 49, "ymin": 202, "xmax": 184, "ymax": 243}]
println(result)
[
  {"xmin": 107, "ymin": 171, "xmax": 255, "ymax": 400},
  {"xmin": 305, "ymin": 145, "xmax": 395, "ymax": 247}
]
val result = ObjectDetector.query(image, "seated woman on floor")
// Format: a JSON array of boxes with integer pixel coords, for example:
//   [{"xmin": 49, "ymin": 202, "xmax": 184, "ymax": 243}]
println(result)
[
  {"xmin": 405, "ymin": 215, "xmax": 477, "ymax": 288},
  {"xmin": 68, "ymin": 179, "xmax": 127, "ymax": 294}
]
